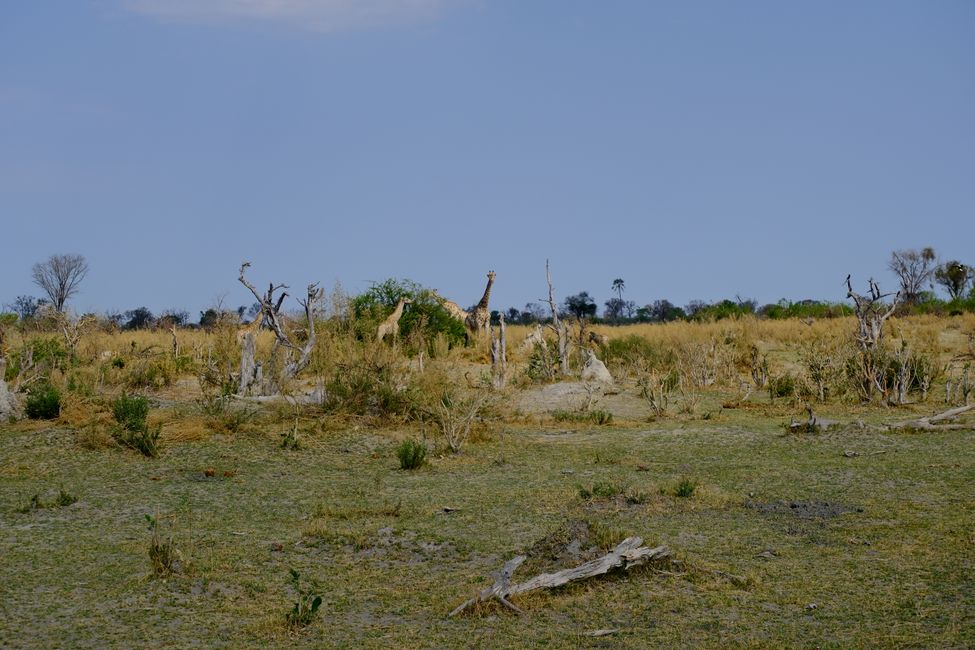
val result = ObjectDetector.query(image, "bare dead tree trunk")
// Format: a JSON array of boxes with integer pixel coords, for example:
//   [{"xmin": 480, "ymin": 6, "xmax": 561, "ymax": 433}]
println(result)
[
  {"xmin": 544, "ymin": 260, "xmax": 570, "ymax": 376},
  {"xmin": 0, "ymin": 356, "xmax": 21, "ymax": 422},
  {"xmin": 491, "ymin": 313, "xmax": 507, "ymax": 389},
  {"xmin": 239, "ymin": 331, "xmax": 258, "ymax": 395},
  {"xmin": 238, "ymin": 262, "xmax": 323, "ymax": 396},
  {"xmin": 846, "ymin": 276, "xmax": 902, "ymax": 403}
]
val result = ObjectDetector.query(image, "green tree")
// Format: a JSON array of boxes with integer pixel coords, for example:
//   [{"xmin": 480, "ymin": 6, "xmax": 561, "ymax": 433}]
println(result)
[
  {"xmin": 934, "ymin": 261, "xmax": 973, "ymax": 300},
  {"xmin": 563, "ymin": 292, "xmax": 597, "ymax": 320}
]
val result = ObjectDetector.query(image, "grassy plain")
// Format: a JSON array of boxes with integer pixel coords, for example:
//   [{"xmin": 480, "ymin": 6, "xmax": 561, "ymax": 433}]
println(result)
[{"xmin": 1, "ymin": 315, "xmax": 974, "ymax": 648}]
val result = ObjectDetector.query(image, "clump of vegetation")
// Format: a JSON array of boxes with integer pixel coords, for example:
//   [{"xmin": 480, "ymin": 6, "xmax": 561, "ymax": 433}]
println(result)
[
  {"xmin": 285, "ymin": 569, "xmax": 322, "ymax": 630},
  {"xmin": 395, "ymin": 438, "xmax": 427, "ymax": 470},
  {"xmin": 601, "ymin": 335, "xmax": 673, "ymax": 368},
  {"xmin": 24, "ymin": 382, "xmax": 61, "ymax": 419},
  {"xmin": 146, "ymin": 514, "xmax": 182, "ymax": 576},
  {"xmin": 281, "ymin": 419, "xmax": 301, "ymax": 450},
  {"xmin": 578, "ymin": 481, "xmax": 648, "ymax": 504},
  {"xmin": 111, "ymin": 394, "xmax": 160, "ymax": 457},
  {"xmin": 351, "ymin": 278, "xmax": 466, "ymax": 349},
  {"xmin": 197, "ymin": 383, "xmax": 256, "ymax": 434},
  {"xmin": 671, "ymin": 477, "xmax": 698, "ymax": 498},
  {"xmin": 16, "ymin": 486, "xmax": 78, "ymax": 513},
  {"xmin": 112, "ymin": 394, "xmax": 149, "ymax": 431},
  {"xmin": 552, "ymin": 409, "xmax": 614, "ymax": 426}
]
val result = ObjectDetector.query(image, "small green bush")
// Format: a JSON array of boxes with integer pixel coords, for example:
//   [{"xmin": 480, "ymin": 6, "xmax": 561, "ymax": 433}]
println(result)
[
  {"xmin": 112, "ymin": 394, "xmax": 150, "ymax": 432},
  {"xmin": 672, "ymin": 477, "xmax": 697, "ymax": 498},
  {"xmin": 24, "ymin": 382, "xmax": 61, "ymax": 419},
  {"xmin": 589, "ymin": 410, "xmax": 614, "ymax": 425},
  {"xmin": 110, "ymin": 393, "xmax": 160, "ymax": 457},
  {"xmin": 113, "ymin": 426, "xmax": 162, "ymax": 457},
  {"xmin": 286, "ymin": 569, "xmax": 322, "ymax": 629},
  {"xmin": 395, "ymin": 439, "xmax": 427, "ymax": 470}
]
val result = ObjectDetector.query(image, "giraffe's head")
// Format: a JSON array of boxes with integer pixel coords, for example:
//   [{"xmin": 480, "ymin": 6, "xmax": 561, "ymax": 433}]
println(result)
[{"xmin": 487, "ymin": 271, "xmax": 496, "ymax": 282}]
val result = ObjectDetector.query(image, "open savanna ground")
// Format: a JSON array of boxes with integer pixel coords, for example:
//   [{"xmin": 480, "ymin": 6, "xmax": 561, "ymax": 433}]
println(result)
[
  {"xmin": 2, "ymin": 416, "xmax": 973, "ymax": 648},
  {"xmin": 2, "ymin": 313, "xmax": 974, "ymax": 648}
]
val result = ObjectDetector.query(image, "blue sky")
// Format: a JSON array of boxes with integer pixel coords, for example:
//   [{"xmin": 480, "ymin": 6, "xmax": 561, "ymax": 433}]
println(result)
[{"xmin": 1, "ymin": 1, "xmax": 973, "ymax": 318}]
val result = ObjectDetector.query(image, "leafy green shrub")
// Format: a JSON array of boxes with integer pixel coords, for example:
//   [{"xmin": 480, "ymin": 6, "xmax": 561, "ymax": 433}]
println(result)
[
  {"xmin": 113, "ymin": 426, "xmax": 161, "ymax": 457},
  {"xmin": 31, "ymin": 337, "xmax": 69, "ymax": 368},
  {"xmin": 286, "ymin": 569, "xmax": 322, "ymax": 629},
  {"xmin": 768, "ymin": 373, "xmax": 810, "ymax": 400},
  {"xmin": 111, "ymin": 357, "xmax": 126, "ymax": 369},
  {"xmin": 110, "ymin": 394, "xmax": 160, "ymax": 457},
  {"xmin": 526, "ymin": 339, "xmax": 559, "ymax": 383},
  {"xmin": 24, "ymin": 382, "xmax": 61, "ymax": 419},
  {"xmin": 351, "ymin": 278, "xmax": 466, "ymax": 348},
  {"xmin": 112, "ymin": 394, "xmax": 150, "ymax": 432},
  {"xmin": 672, "ymin": 477, "xmax": 697, "ymax": 498},
  {"xmin": 395, "ymin": 439, "xmax": 427, "ymax": 470}
]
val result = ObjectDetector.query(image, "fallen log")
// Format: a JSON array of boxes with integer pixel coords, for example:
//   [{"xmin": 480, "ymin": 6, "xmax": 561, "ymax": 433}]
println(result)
[
  {"xmin": 887, "ymin": 403, "xmax": 975, "ymax": 431},
  {"xmin": 448, "ymin": 537, "xmax": 670, "ymax": 617}
]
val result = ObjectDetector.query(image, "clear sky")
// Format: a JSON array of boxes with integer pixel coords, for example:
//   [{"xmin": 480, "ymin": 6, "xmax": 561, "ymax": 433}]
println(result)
[{"xmin": 1, "ymin": 1, "xmax": 973, "ymax": 318}]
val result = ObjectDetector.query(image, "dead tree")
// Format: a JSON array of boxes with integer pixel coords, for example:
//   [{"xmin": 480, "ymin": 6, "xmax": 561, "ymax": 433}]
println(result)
[
  {"xmin": 237, "ymin": 262, "xmax": 323, "ymax": 396},
  {"xmin": 54, "ymin": 312, "xmax": 95, "ymax": 358},
  {"xmin": 0, "ymin": 356, "xmax": 20, "ymax": 421},
  {"xmin": 846, "ymin": 276, "xmax": 902, "ymax": 402},
  {"xmin": 543, "ymin": 260, "xmax": 571, "ymax": 375},
  {"xmin": 490, "ymin": 313, "xmax": 507, "ymax": 389}
]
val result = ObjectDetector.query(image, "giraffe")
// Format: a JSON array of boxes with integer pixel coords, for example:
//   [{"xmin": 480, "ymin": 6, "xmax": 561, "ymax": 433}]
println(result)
[
  {"xmin": 236, "ymin": 305, "xmax": 267, "ymax": 343},
  {"xmin": 377, "ymin": 297, "xmax": 413, "ymax": 342},
  {"xmin": 432, "ymin": 291, "xmax": 470, "ymax": 323},
  {"xmin": 466, "ymin": 271, "xmax": 495, "ymax": 337}
]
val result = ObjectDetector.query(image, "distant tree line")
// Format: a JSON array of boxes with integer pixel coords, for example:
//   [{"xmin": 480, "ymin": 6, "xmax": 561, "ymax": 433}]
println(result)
[{"xmin": 5, "ymin": 247, "xmax": 975, "ymax": 329}]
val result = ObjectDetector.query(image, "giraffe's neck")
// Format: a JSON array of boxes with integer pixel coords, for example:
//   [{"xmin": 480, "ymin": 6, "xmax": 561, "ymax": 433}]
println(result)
[
  {"xmin": 391, "ymin": 299, "xmax": 408, "ymax": 319},
  {"xmin": 476, "ymin": 275, "xmax": 495, "ymax": 310}
]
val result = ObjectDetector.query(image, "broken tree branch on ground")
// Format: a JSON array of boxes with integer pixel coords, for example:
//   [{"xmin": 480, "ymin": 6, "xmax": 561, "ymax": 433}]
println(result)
[
  {"xmin": 886, "ymin": 403, "xmax": 975, "ymax": 431},
  {"xmin": 448, "ymin": 537, "xmax": 671, "ymax": 617}
]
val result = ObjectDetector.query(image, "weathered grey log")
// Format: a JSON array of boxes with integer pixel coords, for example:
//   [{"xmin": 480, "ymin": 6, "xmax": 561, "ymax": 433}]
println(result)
[
  {"xmin": 449, "ymin": 537, "xmax": 670, "ymax": 617},
  {"xmin": 887, "ymin": 403, "xmax": 975, "ymax": 431}
]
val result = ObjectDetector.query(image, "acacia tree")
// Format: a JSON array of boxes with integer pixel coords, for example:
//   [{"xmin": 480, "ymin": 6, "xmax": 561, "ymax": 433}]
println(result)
[
  {"xmin": 31, "ymin": 254, "xmax": 89, "ymax": 313},
  {"xmin": 563, "ymin": 292, "xmax": 597, "ymax": 320},
  {"xmin": 934, "ymin": 261, "xmax": 973, "ymax": 300},
  {"xmin": 888, "ymin": 247, "xmax": 935, "ymax": 304}
]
